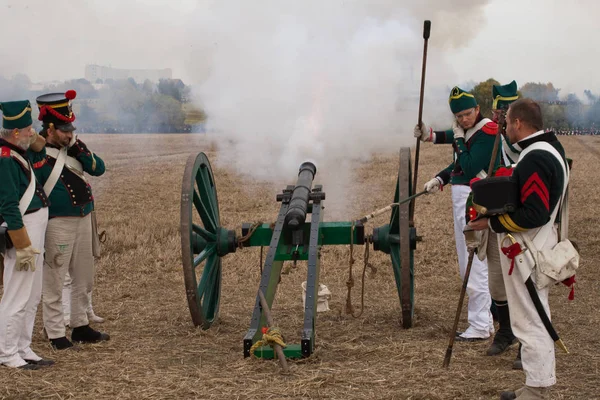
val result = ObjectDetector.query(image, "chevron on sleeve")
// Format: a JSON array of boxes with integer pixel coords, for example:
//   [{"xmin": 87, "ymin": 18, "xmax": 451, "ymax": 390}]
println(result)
[{"xmin": 521, "ymin": 172, "xmax": 549, "ymax": 210}]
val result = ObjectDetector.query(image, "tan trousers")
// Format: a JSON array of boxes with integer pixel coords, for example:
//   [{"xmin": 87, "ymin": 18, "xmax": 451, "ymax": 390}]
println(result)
[
  {"xmin": 0, "ymin": 208, "xmax": 48, "ymax": 367},
  {"xmin": 42, "ymin": 214, "xmax": 94, "ymax": 339},
  {"xmin": 486, "ymin": 231, "xmax": 507, "ymax": 301}
]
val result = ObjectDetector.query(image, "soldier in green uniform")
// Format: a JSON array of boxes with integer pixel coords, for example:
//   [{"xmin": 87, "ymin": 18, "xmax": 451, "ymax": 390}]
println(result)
[
  {"xmin": 0, "ymin": 100, "xmax": 54, "ymax": 369},
  {"xmin": 35, "ymin": 90, "xmax": 110, "ymax": 350},
  {"xmin": 414, "ymin": 86, "xmax": 499, "ymax": 341}
]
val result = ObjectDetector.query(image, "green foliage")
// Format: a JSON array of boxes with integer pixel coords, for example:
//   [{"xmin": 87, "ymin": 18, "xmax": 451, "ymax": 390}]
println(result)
[
  {"xmin": 471, "ymin": 78, "xmax": 500, "ymax": 118},
  {"xmin": 520, "ymin": 82, "xmax": 560, "ymax": 102}
]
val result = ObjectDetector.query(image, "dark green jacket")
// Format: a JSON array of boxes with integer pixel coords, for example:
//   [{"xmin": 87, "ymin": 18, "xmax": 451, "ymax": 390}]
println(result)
[
  {"xmin": 433, "ymin": 120, "xmax": 500, "ymax": 185},
  {"xmin": 0, "ymin": 139, "xmax": 49, "ymax": 230},
  {"xmin": 33, "ymin": 139, "xmax": 105, "ymax": 218}
]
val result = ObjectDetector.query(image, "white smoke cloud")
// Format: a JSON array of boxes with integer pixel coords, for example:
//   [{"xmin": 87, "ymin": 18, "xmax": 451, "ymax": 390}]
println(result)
[
  {"xmin": 0, "ymin": 0, "xmax": 492, "ymax": 217},
  {"xmin": 184, "ymin": 1, "xmax": 491, "ymax": 216}
]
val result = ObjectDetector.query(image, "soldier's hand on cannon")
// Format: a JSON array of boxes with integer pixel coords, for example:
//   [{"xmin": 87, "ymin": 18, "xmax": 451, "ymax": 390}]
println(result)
[
  {"xmin": 452, "ymin": 120, "xmax": 465, "ymax": 140},
  {"xmin": 414, "ymin": 123, "xmax": 432, "ymax": 142},
  {"xmin": 424, "ymin": 177, "xmax": 442, "ymax": 194},
  {"xmin": 15, "ymin": 246, "xmax": 40, "ymax": 272}
]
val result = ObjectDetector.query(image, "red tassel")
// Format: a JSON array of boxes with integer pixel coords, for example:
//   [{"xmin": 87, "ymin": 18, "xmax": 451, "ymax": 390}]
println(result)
[
  {"xmin": 562, "ymin": 275, "xmax": 576, "ymax": 301},
  {"xmin": 501, "ymin": 242, "xmax": 523, "ymax": 276},
  {"xmin": 65, "ymin": 89, "xmax": 77, "ymax": 100},
  {"xmin": 568, "ymin": 285, "xmax": 575, "ymax": 301}
]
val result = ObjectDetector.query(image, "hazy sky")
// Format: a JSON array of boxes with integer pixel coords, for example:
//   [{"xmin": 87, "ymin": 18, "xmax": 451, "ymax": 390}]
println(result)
[
  {"xmin": 3, "ymin": 0, "xmax": 596, "ymax": 212},
  {"xmin": 1, "ymin": 0, "xmax": 597, "ymax": 95}
]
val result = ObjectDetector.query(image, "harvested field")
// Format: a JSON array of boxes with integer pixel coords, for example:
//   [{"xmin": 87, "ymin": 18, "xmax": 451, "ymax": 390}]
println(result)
[{"xmin": 1, "ymin": 134, "xmax": 598, "ymax": 400}]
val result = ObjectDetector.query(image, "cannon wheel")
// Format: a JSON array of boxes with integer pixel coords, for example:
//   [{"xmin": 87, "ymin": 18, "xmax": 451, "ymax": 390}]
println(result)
[
  {"xmin": 389, "ymin": 147, "xmax": 415, "ymax": 328},
  {"xmin": 181, "ymin": 152, "xmax": 223, "ymax": 329}
]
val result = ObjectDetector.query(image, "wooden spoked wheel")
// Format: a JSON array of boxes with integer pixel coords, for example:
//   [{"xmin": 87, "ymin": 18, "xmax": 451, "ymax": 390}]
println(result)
[
  {"xmin": 389, "ymin": 147, "xmax": 415, "ymax": 328},
  {"xmin": 180, "ymin": 152, "xmax": 223, "ymax": 329}
]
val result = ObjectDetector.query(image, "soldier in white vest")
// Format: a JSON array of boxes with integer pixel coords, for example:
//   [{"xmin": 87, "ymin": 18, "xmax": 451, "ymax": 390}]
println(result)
[{"xmin": 469, "ymin": 98, "xmax": 570, "ymax": 400}]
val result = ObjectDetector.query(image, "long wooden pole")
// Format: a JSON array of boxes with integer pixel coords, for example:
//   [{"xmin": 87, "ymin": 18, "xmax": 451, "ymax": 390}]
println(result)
[
  {"xmin": 258, "ymin": 290, "xmax": 289, "ymax": 373},
  {"xmin": 410, "ymin": 20, "xmax": 431, "ymax": 224},
  {"xmin": 443, "ymin": 105, "xmax": 507, "ymax": 368},
  {"xmin": 443, "ymin": 248, "xmax": 475, "ymax": 368}
]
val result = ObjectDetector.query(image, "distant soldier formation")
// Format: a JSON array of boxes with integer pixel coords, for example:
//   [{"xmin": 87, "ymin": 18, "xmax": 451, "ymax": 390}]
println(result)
[{"xmin": 554, "ymin": 128, "xmax": 600, "ymax": 135}]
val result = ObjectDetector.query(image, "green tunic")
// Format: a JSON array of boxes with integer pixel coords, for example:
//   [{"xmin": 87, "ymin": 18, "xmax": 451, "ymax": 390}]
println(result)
[
  {"xmin": 433, "ymin": 119, "xmax": 501, "ymax": 186},
  {"xmin": 32, "ymin": 139, "xmax": 105, "ymax": 218},
  {"xmin": 0, "ymin": 140, "xmax": 49, "ymax": 230}
]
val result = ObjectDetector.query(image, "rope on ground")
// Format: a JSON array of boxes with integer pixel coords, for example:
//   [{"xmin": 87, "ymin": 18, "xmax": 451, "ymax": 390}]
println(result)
[
  {"xmin": 249, "ymin": 327, "xmax": 287, "ymax": 357},
  {"xmin": 345, "ymin": 224, "xmax": 375, "ymax": 318}
]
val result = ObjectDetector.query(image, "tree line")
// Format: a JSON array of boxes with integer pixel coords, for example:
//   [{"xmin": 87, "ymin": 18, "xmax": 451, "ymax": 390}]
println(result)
[
  {"xmin": 0, "ymin": 74, "xmax": 206, "ymax": 133},
  {"xmin": 2, "ymin": 73, "xmax": 599, "ymax": 134}
]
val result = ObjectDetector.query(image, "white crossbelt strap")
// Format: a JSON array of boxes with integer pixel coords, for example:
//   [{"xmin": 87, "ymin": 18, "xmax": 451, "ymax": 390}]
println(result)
[
  {"xmin": 9, "ymin": 150, "xmax": 36, "ymax": 215},
  {"xmin": 464, "ymin": 118, "xmax": 492, "ymax": 143},
  {"xmin": 44, "ymin": 147, "xmax": 68, "ymax": 196},
  {"xmin": 501, "ymin": 135, "xmax": 521, "ymax": 166},
  {"xmin": 516, "ymin": 141, "xmax": 569, "ymax": 249}
]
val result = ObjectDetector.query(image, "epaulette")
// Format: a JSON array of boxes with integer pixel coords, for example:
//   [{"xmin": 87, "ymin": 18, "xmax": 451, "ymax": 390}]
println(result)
[
  {"xmin": 482, "ymin": 121, "xmax": 498, "ymax": 135},
  {"xmin": 0, "ymin": 146, "xmax": 11, "ymax": 158}
]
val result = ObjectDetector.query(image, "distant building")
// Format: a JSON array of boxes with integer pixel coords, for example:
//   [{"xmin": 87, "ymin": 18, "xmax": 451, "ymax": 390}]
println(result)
[{"xmin": 84, "ymin": 64, "xmax": 172, "ymax": 83}]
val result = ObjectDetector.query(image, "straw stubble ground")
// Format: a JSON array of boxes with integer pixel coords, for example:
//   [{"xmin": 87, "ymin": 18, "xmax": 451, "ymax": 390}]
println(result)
[{"xmin": 1, "ymin": 134, "xmax": 598, "ymax": 400}]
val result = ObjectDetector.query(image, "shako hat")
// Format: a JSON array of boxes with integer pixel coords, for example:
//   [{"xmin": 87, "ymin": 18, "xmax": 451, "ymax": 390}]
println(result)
[{"xmin": 36, "ymin": 90, "xmax": 77, "ymax": 132}]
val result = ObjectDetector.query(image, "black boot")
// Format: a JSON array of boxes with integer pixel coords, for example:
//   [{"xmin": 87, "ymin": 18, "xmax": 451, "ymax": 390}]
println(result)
[
  {"xmin": 490, "ymin": 300, "xmax": 499, "ymax": 322},
  {"xmin": 499, "ymin": 391, "xmax": 516, "ymax": 400},
  {"xmin": 71, "ymin": 325, "xmax": 110, "ymax": 344},
  {"xmin": 50, "ymin": 336, "xmax": 74, "ymax": 350},
  {"xmin": 512, "ymin": 343, "xmax": 523, "ymax": 370},
  {"xmin": 486, "ymin": 300, "xmax": 516, "ymax": 356}
]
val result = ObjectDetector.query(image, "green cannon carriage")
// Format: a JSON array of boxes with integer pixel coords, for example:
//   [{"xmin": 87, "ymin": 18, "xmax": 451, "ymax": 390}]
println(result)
[{"xmin": 180, "ymin": 148, "xmax": 419, "ymax": 359}]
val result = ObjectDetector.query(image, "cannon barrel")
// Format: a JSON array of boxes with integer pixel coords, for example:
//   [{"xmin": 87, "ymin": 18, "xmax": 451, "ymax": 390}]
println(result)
[{"xmin": 284, "ymin": 161, "xmax": 317, "ymax": 230}]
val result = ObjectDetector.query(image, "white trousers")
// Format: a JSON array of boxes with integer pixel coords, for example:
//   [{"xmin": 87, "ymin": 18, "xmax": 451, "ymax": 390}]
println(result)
[
  {"xmin": 451, "ymin": 185, "xmax": 493, "ymax": 338},
  {"xmin": 497, "ymin": 230, "xmax": 557, "ymax": 388},
  {"xmin": 0, "ymin": 208, "xmax": 49, "ymax": 367},
  {"xmin": 43, "ymin": 214, "xmax": 94, "ymax": 339}
]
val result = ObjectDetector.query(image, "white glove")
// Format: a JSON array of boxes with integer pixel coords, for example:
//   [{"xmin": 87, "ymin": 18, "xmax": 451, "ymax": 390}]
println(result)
[
  {"xmin": 15, "ymin": 246, "xmax": 40, "ymax": 272},
  {"xmin": 413, "ymin": 123, "xmax": 432, "ymax": 142},
  {"xmin": 424, "ymin": 177, "xmax": 442, "ymax": 194},
  {"xmin": 452, "ymin": 120, "xmax": 465, "ymax": 140}
]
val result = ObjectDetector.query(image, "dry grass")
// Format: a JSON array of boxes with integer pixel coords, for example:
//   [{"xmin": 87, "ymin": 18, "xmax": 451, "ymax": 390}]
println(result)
[{"xmin": 1, "ymin": 134, "xmax": 598, "ymax": 400}]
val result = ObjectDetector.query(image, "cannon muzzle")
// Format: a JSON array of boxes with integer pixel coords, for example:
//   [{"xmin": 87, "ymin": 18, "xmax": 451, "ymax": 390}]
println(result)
[{"xmin": 284, "ymin": 161, "xmax": 317, "ymax": 230}]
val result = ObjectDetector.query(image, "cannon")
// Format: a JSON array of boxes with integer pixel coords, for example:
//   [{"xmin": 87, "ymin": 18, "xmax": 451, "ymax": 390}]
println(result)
[{"xmin": 180, "ymin": 148, "xmax": 419, "ymax": 359}]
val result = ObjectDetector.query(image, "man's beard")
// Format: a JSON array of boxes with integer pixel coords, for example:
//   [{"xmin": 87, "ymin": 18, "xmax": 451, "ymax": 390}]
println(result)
[{"xmin": 17, "ymin": 136, "xmax": 31, "ymax": 150}]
